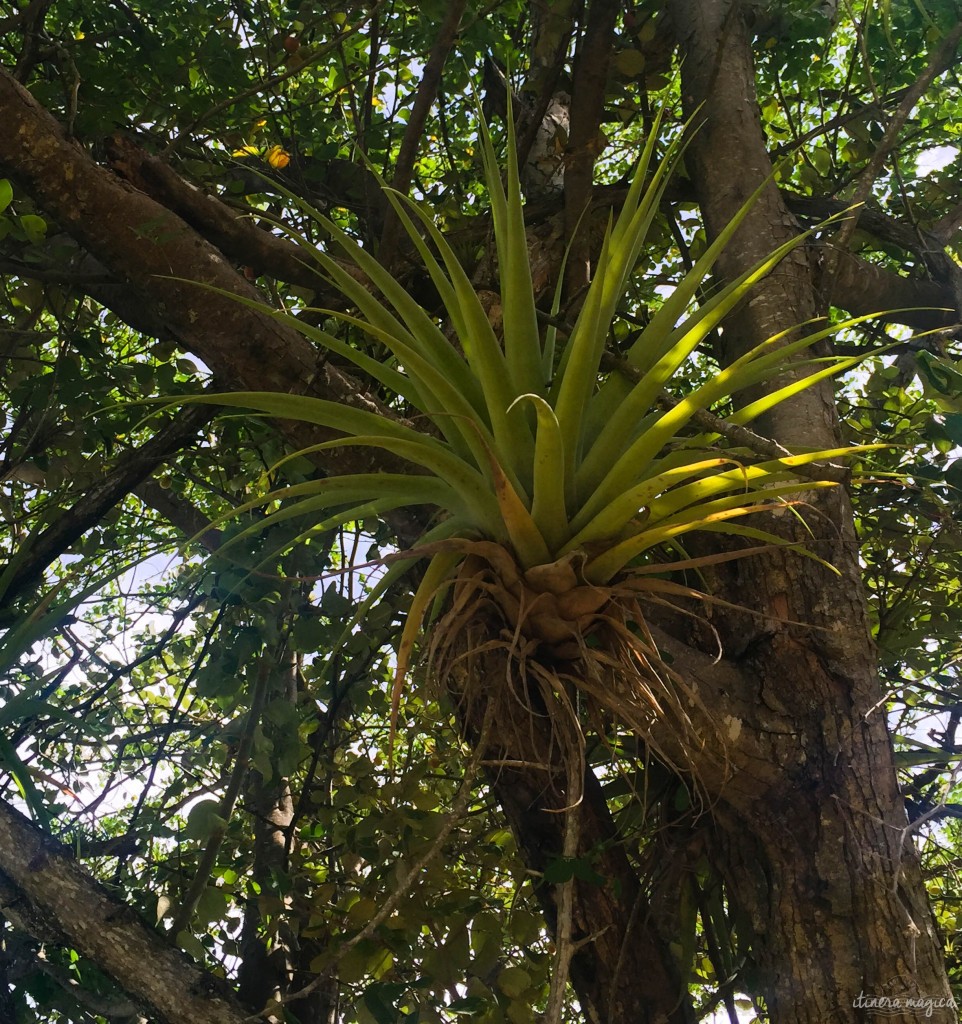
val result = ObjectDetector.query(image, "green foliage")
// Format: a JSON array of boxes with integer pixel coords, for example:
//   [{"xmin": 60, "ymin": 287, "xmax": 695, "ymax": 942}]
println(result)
[{"xmin": 2, "ymin": 0, "xmax": 962, "ymax": 1021}]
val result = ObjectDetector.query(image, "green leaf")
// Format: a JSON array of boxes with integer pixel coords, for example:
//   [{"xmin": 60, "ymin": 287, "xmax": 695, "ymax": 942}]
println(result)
[
  {"xmin": 563, "ymin": 456, "xmax": 740, "ymax": 550},
  {"xmin": 184, "ymin": 800, "xmax": 227, "ymax": 840},
  {"xmin": 942, "ymin": 414, "xmax": 962, "ymax": 445},
  {"xmin": 585, "ymin": 484, "xmax": 837, "ymax": 582},
  {"xmin": 447, "ymin": 996, "xmax": 487, "ymax": 1016},
  {"xmin": 390, "ymin": 547, "xmax": 462, "ymax": 752},
  {"xmin": 578, "ymin": 231, "xmax": 813, "ymax": 498},
  {"xmin": 542, "ymin": 856, "xmax": 604, "ymax": 886},
  {"xmin": 917, "ymin": 350, "xmax": 962, "ymax": 412},
  {"xmin": 509, "ymin": 394, "xmax": 568, "ymax": 551},
  {"xmin": 384, "ymin": 190, "xmax": 534, "ymax": 479},
  {"xmin": 0, "ymin": 734, "xmax": 50, "ymax": 826},
  {"xmin": 497, "ymin": 966, "xmax": 532, "ymax": 999},
  {"xmin": 553, "ymin": 109, "xmax": 678, "ymax": 477},
  {"xmin": 18, "ymin": 213, "xmax": 46, "ymax": 243},
  {"xmin": 363, "ymin": 983, "xmax": 406, "ymax": 1024},
  {"xmin": 492, "ymin": 98, "xmax": 545, "ymax": 397},
  {"xmin": 945, "ymin": 459, "xmax": 962, "ymax": 492}
]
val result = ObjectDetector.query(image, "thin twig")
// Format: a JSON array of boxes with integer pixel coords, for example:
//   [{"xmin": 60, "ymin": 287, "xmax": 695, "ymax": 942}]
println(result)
[
  {"xmin": 378, "ymin": 0, "xmax": 468, "ymax": 263},
  {"xmin": 165, "ymin": 6, "xmax": 383, "ymax": 155},
  {"xmin": 543, "ymin": 752, "xmax": 582, "ymax": 1024},
  {"xmin": 168, "ymin": 655, "xmax": 272, "ymax": 937},
  {"xmin": 261, "ymin": 704, "xmax": 494, "ymax": 1016},
  {"xmin": 599, "ymin": 351, "xmax": 850, "ymax": 482},
  {"xmin": 832, "ymin": 20, "xmax": 962, "ymax": 253}
]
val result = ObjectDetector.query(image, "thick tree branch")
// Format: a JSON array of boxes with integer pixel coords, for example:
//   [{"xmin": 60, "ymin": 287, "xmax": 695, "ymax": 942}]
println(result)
[
  {"xmin": 0, "ymin": 69, "xmax": 326, "ymax": 403},
  {"xmin": 0, "ymin": 801, "xmax": 249, "ymax": 1024},
  {"xmin": 932, "ymin": 196, "xmax": 962, "ymax": 245},
  {"xmin": 817, "ymin": 245, "xmax": 956, "ymax": 331},
  {"xmin": 0, "ymin": 65, "xmax": 427, "ymax": 544},
  {"xmin": 83, "ymin": 132, "xmax": 962, "ymax": 340},
  {"xmin": 12, "ymin": 945, "xmax": 142, "ymax": 1020},
  {"xmin": 563, "ymin": 0, "xmax": 619, "ymax": 297},
  {"xmin": 831, "ymin": 21, "xmax": 962, "ymax": 253},
  {"xmin": 103, "ymin": 135, "xmax": 331, "ymax": 296},
  {"xmin": 0, "ymin": 403, "xmax": 215, "ymax": 618},
  {"xmin": 516, "ymin": 1, "xmax": 576, "ymax": 173},
  {"xmin": 453, "ymin": 649, "xmax": 703, "ymax": 1024},
  {"xmin": 663, "ymin": 5, "xmax": 954, "ymax": 1019},
  {"xmin": 134, "ymin": 478, "xmax": 224, "ymax": 554},
  {"xmin": 669, "ymin": 0, "xmax": 832, "ymax": 446}
]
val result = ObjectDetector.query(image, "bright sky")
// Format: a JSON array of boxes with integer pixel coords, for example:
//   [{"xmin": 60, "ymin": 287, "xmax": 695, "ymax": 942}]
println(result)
[{"xmin": 916, "ymin": 145, "xmax": 955, "ymax": 177}]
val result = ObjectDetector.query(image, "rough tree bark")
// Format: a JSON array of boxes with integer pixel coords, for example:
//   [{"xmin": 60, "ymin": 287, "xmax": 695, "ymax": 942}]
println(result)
[
  {"xmin": 0, "ymin": 71, "xmax": 421, "ymax": 498},
  {"xmin": 237, "ymin": 652, "xmax": 301, "ymax": 1021},
  {"xmin": 0, "ymin": 800, "xmax": 248, "ymax": 1024},
  {"xmin": 452, "ymin": 645, "xmax": 698, "ymax": 1024},
  {"xmin": 1, "ymin": 2, "xmax": 960, "ymax": 1019},
  {"xmin": 662, "ymin": 0, "xmax": 956, "ymax": 1019}
]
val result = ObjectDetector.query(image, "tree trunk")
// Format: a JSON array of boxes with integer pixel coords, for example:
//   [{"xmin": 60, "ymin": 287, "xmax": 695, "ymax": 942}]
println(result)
[
  {"xmin": 451, "ymin": 643, "xmax": 696, "ymax": 1024},
  {"xmin": 663, "ymin": 0, "xmax": 954, "ymax": 1019}
]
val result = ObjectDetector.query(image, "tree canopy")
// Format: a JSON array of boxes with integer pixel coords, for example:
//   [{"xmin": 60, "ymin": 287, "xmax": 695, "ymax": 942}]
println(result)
[{"xmin": 1, "ymin": 2, "xmax": 962, "ymax": 1023}]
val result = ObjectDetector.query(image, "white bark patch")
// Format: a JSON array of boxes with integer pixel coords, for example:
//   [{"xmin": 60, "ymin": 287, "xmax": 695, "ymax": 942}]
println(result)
[{"xmin": 724, "ymin": 715, "xmax": 742, "ymax": 742}]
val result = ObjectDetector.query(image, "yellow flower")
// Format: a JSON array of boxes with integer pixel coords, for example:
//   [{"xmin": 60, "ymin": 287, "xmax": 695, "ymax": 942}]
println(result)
[{"xmin": 266, "ymin": 145, "xmax": 291, "ymax": 169}]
